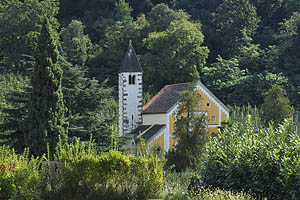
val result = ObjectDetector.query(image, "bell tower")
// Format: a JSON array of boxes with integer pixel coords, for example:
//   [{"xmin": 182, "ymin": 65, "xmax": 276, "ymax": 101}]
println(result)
[{"xmin": 119, "ymin": 41, "xmax": 143, "ymax": 136}]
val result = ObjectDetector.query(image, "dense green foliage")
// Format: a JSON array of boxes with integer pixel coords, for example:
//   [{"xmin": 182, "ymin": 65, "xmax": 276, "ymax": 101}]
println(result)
[
  {"xmin": 0, "ymin": 0, "xmax": 300, "ymax": 108},
  {"xmin": 201, "ymin": 116, "xmax": 300, "ymax": 200},
  {"xmin": 0, "ymin": 57, "xmax": 117, "ymax": 153},
  {"xmin": 201, "ymin": 57, "xmax": 289, "ymax": 106},
  {"xmin": 261, "ymin": 84, "xmax": 294, "ymax": 125},
  {"xmin": 0, "ymin": 146, "xmax": 44, "ymax": 200},
  {"xmin": 215, "ymin": 0, "xmax": 260, "ymax": 58},
  {"xmin": 0, "ymin": 75, "xmax": 29, "ymax": 152},
  {"xmin": 0, "ymin": 141, "xmax": 259, "ymax": 200},
  {"xmin": 26, "ymin": 19, "xmax": 68, "ymax": 156},
  {"xmin": 0, "ymin": 0, "xmax": 59, "ymax": 73},
  {"xmin": 143, "ymin": 18, "xmax": 209, "ymax": 93},
  {"xmin": 164, "ymin": 189, "xmax": 255, "ymax": 200},
  {"xmin": 0, "ymin": 139, "xmax": 164, "ymax": 200},
  {"xmin": 60, "ymin": 20, "xmax": 92, "ymax": 66},
  {"xmin": 166, "ymin": 84, "xmax": 209, "ymax": 171},
  {"xmin": 59, "ymin": 57, "xmax": 118, "ymax": 150}
]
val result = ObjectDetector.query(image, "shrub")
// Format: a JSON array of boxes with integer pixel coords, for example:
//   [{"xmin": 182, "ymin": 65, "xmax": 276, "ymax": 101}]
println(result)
[
  {"xmin": 0, "ymin": 137, "xmax": 164, "ymax": 200},
  {"xmin": 132, "ymin": 155, "xmax": 164, "ymax": 199},
  {"xmin": 57, "ymin": 140, "xmax": 164, "ymax": 200},
  {"xmin": 201, "ymin": 116, "xmax": 300, "ymax": 199},
  {"xmin": 0, "ymin": 146, "xmax": 44, "ymax": 199}
]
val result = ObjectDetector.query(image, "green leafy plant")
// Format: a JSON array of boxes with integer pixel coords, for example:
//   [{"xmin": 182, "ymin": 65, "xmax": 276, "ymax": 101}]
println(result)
[
  {"xmin": 201, "ymin": 115, "xmax": 300, "ymax": 200},
  {"xmin": 0, "ymin": 146, "xmax": 44, "ymax": 199}
]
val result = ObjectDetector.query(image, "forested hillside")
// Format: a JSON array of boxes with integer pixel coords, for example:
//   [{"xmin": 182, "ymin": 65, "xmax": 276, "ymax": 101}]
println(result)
[
  {"xmin": 0, "ymin": 0, "xmax": 299, "ymax": 151},
  {"xmin": 56, "ymin": 0, "xmax": 300, "ymax": 108}
]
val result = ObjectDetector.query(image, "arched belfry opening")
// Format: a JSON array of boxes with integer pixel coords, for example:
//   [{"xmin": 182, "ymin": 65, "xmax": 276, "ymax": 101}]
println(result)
[{"xmin": 129, "ymin": 75, "xmax": 136, "ymax": 85}]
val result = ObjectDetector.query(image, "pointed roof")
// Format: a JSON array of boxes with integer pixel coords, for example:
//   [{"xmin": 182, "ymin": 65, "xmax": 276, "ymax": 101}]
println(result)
[{"xmin": 120, "ymin": 40, "xmax": 142, "ymax": 72}]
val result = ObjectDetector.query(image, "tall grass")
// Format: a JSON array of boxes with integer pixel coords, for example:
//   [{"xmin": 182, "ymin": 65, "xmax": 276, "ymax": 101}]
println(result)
[{"xmin": 163, "ymin": 169, "xmax": 257, "ymax": 200}]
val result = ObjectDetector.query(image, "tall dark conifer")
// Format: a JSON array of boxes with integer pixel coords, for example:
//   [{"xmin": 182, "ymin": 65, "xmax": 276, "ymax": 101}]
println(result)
[
  {"xmin": 59, "ymin": 56, "xmax": 118, "ymax": 150},
  {"xmin": 26, "ymin": 18, "xmax": 68, "ymax": 156},
  {"xmin": 0, "ymin": 75, "xmax": 30, "ymax": 152}
]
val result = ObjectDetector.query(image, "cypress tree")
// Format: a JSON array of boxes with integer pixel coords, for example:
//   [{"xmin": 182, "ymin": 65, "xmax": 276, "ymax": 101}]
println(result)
[{"xmin": 26, "ymin": 18, "xmax": 68, "ymax": 156}]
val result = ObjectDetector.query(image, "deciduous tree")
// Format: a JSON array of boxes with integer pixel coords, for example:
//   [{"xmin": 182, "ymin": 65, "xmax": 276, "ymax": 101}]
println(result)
[
  {"xmin": 142, "ymin": 18, "xmax": 209, "ymax": 94},
  {"xmin": 201, "ymin": 56, "xmax": 288, "ymax": 106},
  {"xmin": 0, "ymin": 0, "xmax": 59, "ymax": 73},
  {"xmin": 215, "ymin": 0, "xmax": 260, "ymax": 57},
  {"xmin": 261, "ymin": 84, "xmax": 294, "ymax": 125},
  {"xmin": 60, "ymin": 20, "xmax": 92, "ymax": 66}
]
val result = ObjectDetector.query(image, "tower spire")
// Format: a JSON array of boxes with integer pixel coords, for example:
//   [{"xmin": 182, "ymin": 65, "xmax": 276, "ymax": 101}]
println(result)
[{"xmin": 120, "ymin": 40, "xmax": 142, "ymax": 73}]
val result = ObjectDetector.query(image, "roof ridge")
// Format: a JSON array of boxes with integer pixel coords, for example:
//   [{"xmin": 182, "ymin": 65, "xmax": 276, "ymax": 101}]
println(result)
[{"xmin": 164, "ymin": 82, "xmax": 190, "ymax": 87}]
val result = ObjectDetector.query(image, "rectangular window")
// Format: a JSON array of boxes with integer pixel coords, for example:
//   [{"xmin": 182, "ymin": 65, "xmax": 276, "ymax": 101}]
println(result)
[{"xmin": 211, "ymin": 115, "xmax": 216, "ymax": 122}]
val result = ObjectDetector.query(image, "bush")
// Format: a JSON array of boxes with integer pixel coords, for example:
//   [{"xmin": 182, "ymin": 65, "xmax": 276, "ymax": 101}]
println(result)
[
  {"xmin": 55, "ymin": 138, "xmax": 164, "ymax": 200},
  {"xmin": 61, "ymin": 150, "xmax": 132, "ymax": 199},
  {"xmin": 132, "ymin": 155, "xmax": 164, "ymax": 199},
  {"xmin": 201, "ymin": 116, "xmax": 300, "ymax": 199},
  {"xmin": 0, "ymin": 146, "xmax": 44, "ymax": 199},
  {"xmin": 0, "ymin": 137, "xmax": 164, "ymax": 200}
]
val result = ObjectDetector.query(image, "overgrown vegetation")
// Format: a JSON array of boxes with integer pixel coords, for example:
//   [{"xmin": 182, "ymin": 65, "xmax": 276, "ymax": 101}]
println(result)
[
  {"xmin": 0, "ymin": 138, "xmax": 164, "ymax": 200},
  {"xmin": 201, "ymin": 115, "xmax": 300, "ymax": 200},
  {"xmin": 163, "ymin": 169, "xmax": 256, "ymax": 200},
  {"xmin": 0, "ymin": 142, "xmax": 260, "ymax": 200}
]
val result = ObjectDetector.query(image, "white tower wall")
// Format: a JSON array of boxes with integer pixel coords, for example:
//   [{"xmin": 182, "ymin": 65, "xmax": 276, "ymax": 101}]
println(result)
[{"xmin": 119, "ymin": 72, "xmax": 143, "ymax": 136}]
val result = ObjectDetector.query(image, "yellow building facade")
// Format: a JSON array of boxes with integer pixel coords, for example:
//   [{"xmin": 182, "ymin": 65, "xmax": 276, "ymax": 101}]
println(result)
[{"xmin": 131, "ymin": 82, "xmax": 229, "ymax": 156}]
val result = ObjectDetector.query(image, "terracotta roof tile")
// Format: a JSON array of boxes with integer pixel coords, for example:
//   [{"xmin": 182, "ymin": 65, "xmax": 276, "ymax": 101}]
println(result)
[{"xmin": 142, "ymin": 83, "xmax": 190, "ymax": 114}]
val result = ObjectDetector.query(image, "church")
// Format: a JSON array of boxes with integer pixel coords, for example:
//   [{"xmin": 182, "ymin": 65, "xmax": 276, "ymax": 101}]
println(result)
[{"xmin": 118, "ymin": 41, "xmax": 229, "ymax": 155}]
